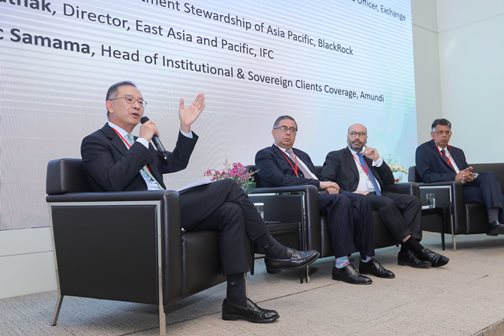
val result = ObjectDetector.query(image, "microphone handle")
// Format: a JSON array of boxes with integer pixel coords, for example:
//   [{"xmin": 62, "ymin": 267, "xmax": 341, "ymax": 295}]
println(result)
[{"xmin": 152, "ymin": 136, "xmax": 167, "ymax": 153}]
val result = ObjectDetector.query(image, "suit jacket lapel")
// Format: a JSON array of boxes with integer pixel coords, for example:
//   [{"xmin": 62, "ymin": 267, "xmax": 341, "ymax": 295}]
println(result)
[
  {"xmin": 448, "ymin": 145, "xmax": 463, "ymax": 169},
  {"xmin": 102, "ymin": 124, "xmax": 129, "ymax": 156},
  {"xmin": 343, "ymin": 148, "xmax": 360, "ymax": 179},
  {"xmin": 429, "ymin": 140, "xmax": 455, "ymax": 171}
]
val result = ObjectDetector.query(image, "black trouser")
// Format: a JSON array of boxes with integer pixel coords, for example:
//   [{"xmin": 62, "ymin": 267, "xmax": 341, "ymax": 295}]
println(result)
[
  {"xmin": 179, "ymin": 179, "xmax": 266, "ymax": 275},
  {"xmin": 366, "ymin": 192, "xmax": 422, "ymax": 241},
  {"xmin": 463, "ymin": 172, "xmax": 504, "ymax": 223},
  {"xmin": 320, "ymin": 191, "xmax": 375, "ymax": 258}
]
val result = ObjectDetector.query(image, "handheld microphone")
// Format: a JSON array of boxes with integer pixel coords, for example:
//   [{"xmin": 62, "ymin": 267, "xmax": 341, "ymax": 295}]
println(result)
[{"xmin": 140, "ymin": 116, "xmax": 167, "ymax": 154}]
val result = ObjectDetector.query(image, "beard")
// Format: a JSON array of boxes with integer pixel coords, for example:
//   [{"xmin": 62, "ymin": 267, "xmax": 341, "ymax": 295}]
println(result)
[{"xmin": 349, "ymin": 140, "xmax": 365, "ymax": 152}]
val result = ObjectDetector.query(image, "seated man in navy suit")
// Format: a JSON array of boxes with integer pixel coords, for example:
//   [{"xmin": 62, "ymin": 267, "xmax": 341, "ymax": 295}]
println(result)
[
  {"xmin": 321, "ymin": 123, "xmax": 448, "ymax": 268},
  {"xmin": 255, "ymin": 115, "xmax": 395, "ymax": 285},
  {"xmin": 416, "ymin": 118, "xmax": 504, "ymax": 236},
  {"xmin": 81, "ymin": 81, "xmax": 319, "ymax": 324}
]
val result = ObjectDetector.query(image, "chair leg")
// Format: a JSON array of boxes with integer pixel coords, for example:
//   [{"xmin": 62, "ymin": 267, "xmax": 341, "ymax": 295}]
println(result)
[
  {"xmin": 299, "ymin": 266, "xmax": 310, "ymax": 284},
  {"xmin": 159, "ymin": 302, "xmax": 167, "ymax": 336},
  {"xmin": 50, "ymin": 294, "xmax": 64, "ymax": 326}
]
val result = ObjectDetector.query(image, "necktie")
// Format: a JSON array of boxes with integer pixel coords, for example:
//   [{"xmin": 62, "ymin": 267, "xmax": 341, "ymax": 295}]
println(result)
[
  {"xmin": 285, "ymin": 149, "xmax": 313, "ymax": 178},
  {"xmin": 357, "ymin": 152, "xmax": 381, "ymax": 196},
  {"xmin": 126, "ymin": 133, "xmax": 135, "ymax": 145},
  {"xmin": 440, "ymin": 149, "xmax": 455, "ymax": 171},
  {"xmin": 126, "ymin": 133, "xmax": 164, "ymax": 190}
]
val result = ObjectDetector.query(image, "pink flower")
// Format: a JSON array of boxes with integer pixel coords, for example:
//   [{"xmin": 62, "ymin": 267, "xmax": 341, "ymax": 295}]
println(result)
[{"xmin": 204, "ymin": 160, "xmax": 256, "ymax": 189}]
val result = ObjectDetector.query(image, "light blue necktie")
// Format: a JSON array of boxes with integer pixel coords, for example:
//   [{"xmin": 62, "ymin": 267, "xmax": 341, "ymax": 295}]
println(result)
[
  {"xmin": 126, "ymin": 133, "xmax": 135, "ymax": 145},
  {"xmin": 126, "ymin": 133, "xmax": 163, "ymax": 190},
  {"xmin": 357, "ymin": 152, "xmax": 381, "ymax": 196}
]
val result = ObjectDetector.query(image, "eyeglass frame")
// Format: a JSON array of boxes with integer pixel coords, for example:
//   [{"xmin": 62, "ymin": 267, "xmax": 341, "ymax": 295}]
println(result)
[
  {"xmin": 432, "ymin": 130, "xmax": 452, "ymax": 136},
  {"xmin": 273, "ymin": 126, "xmax": 298, "ymax": 133},
  {"xmin": 348, "ymin": 131, "xmax": 367, "ymax": 138},
  {"xmin": 108, "ymin": 95, "xmax": 147, "ymax": 107}
]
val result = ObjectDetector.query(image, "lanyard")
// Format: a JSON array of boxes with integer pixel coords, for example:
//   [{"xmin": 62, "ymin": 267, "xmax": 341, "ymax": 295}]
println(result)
[
  {"xmin": 279, "ymin": 149, "xmax": 299, "ymax": 177},
  {"xmin": 112, "ymin": 128, "xmax": 132, "ymax": 148},
  {"xmin": 352, "ymin": 153, "xmax": 370, "ymax": 175}
]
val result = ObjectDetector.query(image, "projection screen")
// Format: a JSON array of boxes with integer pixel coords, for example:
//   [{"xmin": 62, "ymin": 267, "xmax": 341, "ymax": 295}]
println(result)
[{"xmin": 0, "ymin": 0, "xmax": 415, "ymax": 229}]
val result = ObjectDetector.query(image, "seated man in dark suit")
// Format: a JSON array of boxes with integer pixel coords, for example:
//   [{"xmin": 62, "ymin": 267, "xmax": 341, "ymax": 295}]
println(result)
[
  {"xmin": 321, "ymin": 123, "xmax": 449, "ymax": 268},
  {"xmin": 81, "ymin": 81, "xmax": 319, "ymax": 324},
  {"xmin": 416, "ymin": 118, "xmax": 504, "ymax": 236},
  {"xmin": 255, "ymin": 115, "xmax": 395, "ymax": 285}
]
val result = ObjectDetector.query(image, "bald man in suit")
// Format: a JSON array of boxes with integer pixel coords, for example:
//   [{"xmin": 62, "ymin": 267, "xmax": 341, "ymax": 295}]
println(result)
[
  {"xmin": 321, "ymin": 123, "xmax": 449, "ymax": 268},
  {"xmin": 255, "ymin": 115, "xmax": 395, "ymax": 285}
]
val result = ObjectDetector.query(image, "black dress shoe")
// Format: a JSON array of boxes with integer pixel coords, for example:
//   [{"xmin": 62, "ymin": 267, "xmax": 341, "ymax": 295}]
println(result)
[
  {"xmin": 418, "ymin": 248, "xmax": 449, "ymax": 267},
  {"xmin": 222, "ymin": 298, "xmax": 279, "ymax": 323},
  {"xmin": 265, "ymin": 248, "xmax": 319, "ymax": 273},
  {"xmin": 487, "ymin": 221, "xmax": 504, "ymax": 236},
  {"xmin": 359, "ymin": 259, "xmax": 395, "ymax": 279},
  {"xmin": 332, "ymin": 264, "xmax": 372, "ymax": 285},
  {"xmin": 397, "ymin": 249, "xmax": 431, "ymax": 268}
]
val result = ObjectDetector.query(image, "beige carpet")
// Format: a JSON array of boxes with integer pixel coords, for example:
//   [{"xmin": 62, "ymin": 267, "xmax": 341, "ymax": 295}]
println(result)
[{"xmin": 1, "ymin": 232, "xmax": 504, "ymax": 336}]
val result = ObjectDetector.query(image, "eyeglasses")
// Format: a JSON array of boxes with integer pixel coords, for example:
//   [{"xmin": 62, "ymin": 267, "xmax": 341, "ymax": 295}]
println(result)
[
  {"xmin": 433, "ymin": 130, "xmax": 451, "ymax": 136},
  {"xmin": 109, "ymin": 95, "xmax": 147, "ymax": 107},
  {"xmin": 274, "ymin": 126, "xmax": 298, "ymax": 133},
  {"xmin": 349, "ymin": 131, "xmax": 367, "ymax": 138}
]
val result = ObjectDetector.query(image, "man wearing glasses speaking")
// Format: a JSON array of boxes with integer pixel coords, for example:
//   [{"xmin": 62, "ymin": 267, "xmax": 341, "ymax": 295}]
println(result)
[
  {"xmin": 416, "ymin": 118, "xmax": 504, "ymax": 236},
  {"xmin": 81, "ymin": 82, "xmax": 319, "ymax": 323},
  {"xmin": 255, "ymin": 115, "xmax": 395, "ymax": 285}
]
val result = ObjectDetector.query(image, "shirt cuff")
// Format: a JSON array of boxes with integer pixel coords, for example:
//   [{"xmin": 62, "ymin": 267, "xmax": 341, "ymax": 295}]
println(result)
[
  {"xmin": 136, "ymin": 138, "xmax": 149, "ymax": 148},
  {"xmin": 180, "ymin": 129, "xmax": 193, "ymax": 138},
  {"xmin": 372, "ymin": 157, "xmax": 383, "ymax": 167}
]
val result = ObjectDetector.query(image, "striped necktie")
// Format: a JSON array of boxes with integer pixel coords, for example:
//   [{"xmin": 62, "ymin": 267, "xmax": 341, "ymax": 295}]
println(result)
[{"xmin": 440, "ymin": 149, "xmax": 455, "ymax": 171}]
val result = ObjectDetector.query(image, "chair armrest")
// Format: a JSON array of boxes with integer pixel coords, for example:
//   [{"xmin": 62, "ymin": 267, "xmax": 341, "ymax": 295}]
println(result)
[
  {"xmin": 47, "ymin": 189, "xmax": 183, "ymax": 304},
  {"xmin": 249, "ymin": 185, "xmax": 320, "ymax": 251},
  {"xmin": 249, "ymin": 185, "xmax": 319, "ymax": 224},
  {"xmin": 383, "ymin": 182, "xmax": 420, "ymax": 197},
  {"xmin": 46, "ymin": 190, "xmax": 174, "ymax": 203},
  {"xmin": 251, "ymin": 185, "xmax": 319, "ymax": 195}
]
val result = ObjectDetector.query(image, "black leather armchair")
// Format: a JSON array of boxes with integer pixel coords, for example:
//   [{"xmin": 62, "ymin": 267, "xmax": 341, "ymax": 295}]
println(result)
[
  {"xmin": 46, "ymin": 158, "xmax": 226, "ymax": 336},
  {"xmin": 248, "ymin": 165, "xmax": 420, "ymax": 262},
  {"xmin": 409, "ymin": 163, "xmax": 504, "ymax": 250}
]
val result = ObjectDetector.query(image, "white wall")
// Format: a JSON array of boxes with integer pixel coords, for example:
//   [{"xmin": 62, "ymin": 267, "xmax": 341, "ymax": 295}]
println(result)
[
  {"xmin": 0, "ymin": 228, "xmax": 57, "ymax": 299},
  {"xmin": 431, "ymin": 0, "xmax": 504, "ymax": 162},
  {"xmin": 412, "ymin": 0, "xmax": 442, "ymax": 145},
  {"xmin": 2, "ymin": 0, "xmax": 503, "ymax": 299}
]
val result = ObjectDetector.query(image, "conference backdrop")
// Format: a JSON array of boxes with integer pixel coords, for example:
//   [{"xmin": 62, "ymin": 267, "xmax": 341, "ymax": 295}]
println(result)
[{"xmin": 0, "ymin": 0, "xmax": 416, "ymax": 229}]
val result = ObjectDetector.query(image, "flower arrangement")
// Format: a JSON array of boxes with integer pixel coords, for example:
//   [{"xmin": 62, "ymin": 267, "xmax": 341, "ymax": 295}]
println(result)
[
  {"xmin": 384, "ymin": 154, "xmax": 409, "ymax": 182},
  {"xmin": 204, "ymin": 160, "xmax": 257, "ymax": 191},
  {"xmin": 384, "ymin": 154, "xmax": 408, "ymax": 174}
]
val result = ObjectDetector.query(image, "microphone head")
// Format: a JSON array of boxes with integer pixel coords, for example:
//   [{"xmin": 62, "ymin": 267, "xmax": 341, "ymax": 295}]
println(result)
[{"xmin": 140, "ymin": 116, "xmax": 150, "ymax": 124}]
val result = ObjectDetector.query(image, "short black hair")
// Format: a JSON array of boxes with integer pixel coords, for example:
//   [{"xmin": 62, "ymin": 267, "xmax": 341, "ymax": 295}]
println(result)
[
  {"xmin": 273, "ymin": 115, "xmax": 297, "ymax": 129},
  {"xmin": 105, "ymin": 81, "xmax": 137, "ymax": 115},
  {"xmin": 106, "ymin": 81, "xmax": 136, "ymax": 101},
  {"xmin": 431, "ymin": 118, "xmax": 452, "ymax": 131}
]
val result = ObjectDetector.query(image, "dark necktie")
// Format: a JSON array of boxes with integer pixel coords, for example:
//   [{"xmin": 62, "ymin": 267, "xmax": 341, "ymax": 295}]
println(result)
[
  {"xmin": 440, "ymin": 149, "xmax": 455, "ymax": 171},
  {"xmin": 357, "ymin": 152, "xmax": 382, "ymax": 196},
  {"xmin": 285, "ymin": 149, "xmax": 313, "ymax": 178}
]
